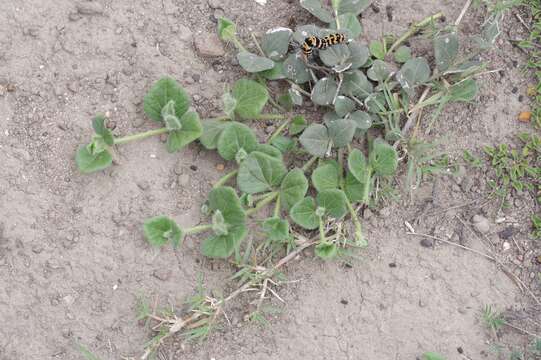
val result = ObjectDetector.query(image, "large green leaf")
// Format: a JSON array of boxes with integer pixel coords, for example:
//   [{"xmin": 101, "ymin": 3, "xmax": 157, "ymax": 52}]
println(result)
[
  {"xmin": 331, "ymin": 13, "xmax": 362, "ymax": 38},
  {"xmin": 328, "ymin": 119, "xmax": 356, "ymax": 147},
  {"xmin": 75, "ymin": 144, "xmax": 113, "ymax": 173},
  {"xmin": 217, "ymin": 122, "xmax": 258, "ymax": 161},
  {"xmin": 262, "ymin": 217, "xmax": 290, "ymax": 242},
  {"xmin": 262, "ymin": 27, "xmax": 292, "ymax": 60},
  {"xmin": 280, "ymin": 168, "xmax": 309, "ymax": 211},
  {"xmin": 344, "ymin": 171, "xmax": 365, "ymax": 202},
  {"xmin": 348, "ymin": 148, "xmax": 368, "ymax": 182},
  {"xmin": 237, "ymin": 151, "xmax": 287, "ymax": 194},
  {"xmin": 200, "ymin": 120, "xmax": 227, "ymax": 150},
  {"xmin": 300, "ymin": 0, "xmax": 333, "ymax": 22},
  {"xmin": 237, "ymin": 52, "xmax": 275, "ymax": 73},
  {"xmin": 370, "ymin": 139, "xmax": 398, "ymax": 177},
  {"xmin": 317, "ymin": 189, "xmax": 348, "ymax": 219},
  {"xmin": 334, "ymin": 96, "xmax": 356, "ymax": 117},
  {"xmin": 341, "ymin": 70, "xmax": 373, "ymax": 99},
  {"xmin": 232, "ymin": 79, "xmax": 269, "ymax": 119},
  {"xmin": 256, "ymin": 143, "xmax": 283, "ymax": 159},
  {"xmin": 143, "ymin": 77, "xmax": 190, "ymax": 123},
  {"xmin": 311, "ymin": 162, "xmax": 340, "ymax": 192},
  {"xmin": 336, "ymin": 0, "xmax": 371, "ymax": 15},
  {"xmin": 143, "ymin": 216, "xmax": 184, "ymax": 248},
  {"xmin": 434, "ymin": 32, "xmax": 458, "ymax": 72},
  {"xmin": 283, "ymin": 53, "xmax": 311, "ymax": 84},
  {"xmin": 92, "ymin": 115, "xmax": 114, "ymax": 145},
  {"xmin": 299, "ymin": 124, "xmax": 330, "ymax": 157},
  {"xmin": 166, "ymin": 111, "xmax": 203, "ymax": 153},
  {"xmin": 217, "ymin": 17, "xmax": 236, "ymax": 41},
  {"xmin": 315, "ymin": 242, "xmax": 338, "ymax": 259},
  {"xmin": 311, "ymin": 77, "xmax": 339, "ymax": 106},
  {"xmin": 290, "ymin": 197, "xmax": 319, "ymax": 230}
]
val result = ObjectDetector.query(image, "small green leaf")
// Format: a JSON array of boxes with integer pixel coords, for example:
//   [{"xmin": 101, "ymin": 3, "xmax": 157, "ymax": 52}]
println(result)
[
  {"xmin": 200, "ymin": 120, "xmax": 227, "ymax": 150},
  {"xmin": 262, "ymin": 27, "xmax": 293, "ymax": 60},
  {"xmin": 396, "ymin": 57, "xmax": 430, "ymax": 96},
  {"xmin": 370, "ymin": 139, "xmax": 398, "ymax": 177},
  {"xmin": 75, "ymin": 144, "xmax": 113, "ymax": 173},
  {"xmin": 299, "ymin": 124, "xmax": 330, "ymax": 157},
  {"xmin": 319, "ymin": 44, "xmax": 351, "ymax": 67},
  {"xmin": 162, "ymin": 100, "xmax": 182, "ymax": 131},
  {"xmin": 317, "ymin": 189, "xmax": 348, "ymax": 219},
  {"xmin": 202, "ymin": 226, "xmax": 247, "ymax": 258},
  {"xmin": 341, "ymin": 70, "xmax": 373, "ymax": 99},
  {"xmin": 448, "ymin": 79, "xmax": 478, "ymax": 102},
  {"xmin": 256, "ymin": 143, "xmax": 283, "ymax": 159},
  {"xmin": 349, "ymin": 110, "xmax": 373, "ymax": 130},
  {"xmin": 422, "ymin": 352, "xmax": 446, "ymax": 360},
  {"xmin": 348, "ymin": 148, "xmax": 368, "ymax": 182},
  {"xmin": 284, "ymin": 53, "xmax": 311, "ymax": 84},
  {"xmin": 235, "ymin": 148, "xmax": 249, "ymax": 164},
  {"xmin": 344, "ymin": 171, "xmax": 365, "ymax": 202},
  {"xmin": 367, "ymin": 60, "xmax": 390, "ymax": 82},
  {"xmin": 217, "ymin": 122, "xmax": 258, "ymax": 161},
  {"xmin": 237, "ymin": 151, "xmax": 287, "ymax": 194},
  {"xmin": 332, "ymin": 13, "xmax": 362, "ymax": 38},
  {"xmin": 328, "ymin": 119, "xmax": 356, "ymax": 147},
  {"xmin": 260, "ymin": 61, "xmax": 286, "ymax": 80},
  {"xmin": 92, "ymin": 115, "xmax": 114, "ymax": 145},
  {"xmin": 312, "ymin": 162, "xmax": 340, "ymax": 192},
  {"xmin": 222, "ymin": 92, "xmax": 237, "ymax": 119},
  {"xmin": 369, "ymin": 40, "xmax": 385, "ymax": 60},
  {"xmin": 212, "ymin": 210, "xmax": 228, "ymax": 236},
  {"xmin": 334, "ymin": 96, "xmax": 356, "ymax": 117},
  {"xmin": 237, "ymin": 52, "xmax": 275, "ymax": 73},
  {"xmin": 300, "ymin": 0, "xmax": 334, "ymax": 23},
  {"xmin": 336, "ymin": 0, "xmax": 370, "ymax": 15},
  {"xmin": 311, "ymin": 77, "xmax": 339, "ymax": 106},
  {"xmin": 262, "ymin": 217, "xmax": 290, "ymax": 242},
  {"xmin": 290, "ymin": 197, "xmax": 319, "ymax": 230},
  {"xmin": 434, "ymin": 32, "xmax": 459, "ymax": 72},
  {"xmin": 143, "ymin": 77, "xmax": 191, "ymax": 123},
  {"xmin": 166, "ymin": 111, "xmax": 203, "ymax": 153},
  {"xmin": 289, "ymin": 115, "xmax": 307, "ymax": 135},
  {"xmin": 217, "ymin": 17, "xmax": 236, "ymax": 41},
  {"xmin": 143, "ymin": 216, "xmax": 184, "ymax": 248},
  {"xmin": 271, "ymin": 136, "xmax": 295, "ymax": 153},
  {"xmin": 348, "ymin": 41, "xmax": 370, "ymax": 69},
  {"xmin": 232, "ymin": 79, "xmax": 269, "ymax": 119},
  {"xmin": 315, "ymin": 242, "xmax": 338, "ymax": 259},
  {"xmin": 280, "ymin": 168, "xmax": 309, "ymax": 211},
  {"xmin": 394, "ymin": 46, "xmax": 412, "ymax": 63},
  {"xmin": 289, "ymin": 87, "xmax": 303, "ymax": 106}
]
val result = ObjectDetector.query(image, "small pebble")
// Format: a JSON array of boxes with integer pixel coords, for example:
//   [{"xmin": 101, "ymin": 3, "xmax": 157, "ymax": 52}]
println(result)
[
  {"xmin": 190, "ymin": 165, "xmax": 198, "ymax": 171},
  {"xmin": 152, "ymin": 268, "xmax": 172, "ymax": 281},
  {"xmin": 472, "ymin": 214, "xmax": 490, "ymax": 234},
  {"xmin": 216, "ymin": 163, "xmax": 225, "ymax": 171},
  {"xmin": 388, "ymin": 262, "xmax": 396, "ymax": 268},
  {"xmin": 76, "ymin": 1, "xmax": 104, "ymax": 15},
  {"xmin": 420, "ymin": 238, "xmax": 433, "ymax": 248},
  {"xmin": 502, "ymin": 241, "xmax": 511, "ymax": 251},
  {"xmin": 498, "ymin": 226, "xmax": 515, "ymax": 239},
  {"xmin": 340, "ymin": 299, "xmax": 348, "ymax": 305}
]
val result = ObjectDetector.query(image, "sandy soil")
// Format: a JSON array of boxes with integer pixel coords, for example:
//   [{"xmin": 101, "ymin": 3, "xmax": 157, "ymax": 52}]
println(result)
[{"xmin": 0, "ymin": 0, "xmax": 538, "ymax": 359}]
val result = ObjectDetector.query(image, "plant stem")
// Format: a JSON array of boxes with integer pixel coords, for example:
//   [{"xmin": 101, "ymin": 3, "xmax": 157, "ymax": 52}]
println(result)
[
  {"xmin": 114, "ymin": 128, "xmax": 169, "ymax": 145},
  {"xmin": 252, "ymin": 113, "xmax": 286, "ymax": 121},
  {"xmin": 318, "ymin": 216, "xmax": 326, "ymax": 243},
  {"xmin": 387, "ymin": 12, "xmax": 444, "ymax": 54},
  {"xmin": 337, "ymin": 148, "xmax": 345, "ymax": 187},
  {"xmin": 273, "ymin": 195, "xmax": 281, "ymax": 218},
  {"xmin": 213, "ymin": 170, "xmax": 238, "ymax": 188},
  {"xmin": 232, "ymin": 36, "xmax": 247, "ymax": 52},
  {"xmin": 362, "ymin": 168, "xmax": 372, "ymax": 204},
  {"xmin": 345, "ymin": 198, "xmax": 367, "ymax": 246},
  {"xmin": 302, "ymin": 156, "xmax": 318, "ymax": 173},
  {"xmin": 268, "ymin": 117, "xmax": 291, "ymax": 143},
  {"xmin": 251, "ymin": 33, "xmax": 265, "ymax": 56},
  {"xmin": 185, "ymin": 224, "xmax": 213, "ymax": 235},
  {"xmin": 246, "ymin": 192, "xmax": 278, "ymax": 216}
]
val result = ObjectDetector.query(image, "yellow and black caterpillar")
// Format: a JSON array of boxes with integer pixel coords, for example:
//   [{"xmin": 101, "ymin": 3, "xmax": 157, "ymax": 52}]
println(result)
[{"xmin": 302, "ymin": 34, "xmax": 346, "ymax": 55}]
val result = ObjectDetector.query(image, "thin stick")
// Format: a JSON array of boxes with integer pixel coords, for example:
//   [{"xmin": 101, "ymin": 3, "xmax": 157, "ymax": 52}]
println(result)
[
  {"xmin": 387, "ymin": 12, "xmax": 444, "ymax": 54},
  {"xmin": 503, "ymin": 321, "xmax": 540, "ymax": 338},
  {"xmin": 455, "ymin": 0, "xmax": 473, "ymax": 27}
]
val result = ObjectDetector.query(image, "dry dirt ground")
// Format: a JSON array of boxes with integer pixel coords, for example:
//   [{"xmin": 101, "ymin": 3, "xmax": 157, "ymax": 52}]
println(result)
[{"xmin": 0, "ymin": 0, "xmax": 539, "ymax": 359}]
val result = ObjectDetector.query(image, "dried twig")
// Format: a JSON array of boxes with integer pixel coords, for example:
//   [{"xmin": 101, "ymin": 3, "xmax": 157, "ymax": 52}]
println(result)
[{"xmin": 455, "ymin": 0, "xmax": 473, "ymax": 27}]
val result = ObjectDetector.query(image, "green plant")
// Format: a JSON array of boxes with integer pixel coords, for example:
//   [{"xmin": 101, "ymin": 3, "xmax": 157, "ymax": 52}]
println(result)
[
  {"xmin": 482, "ymin": 304, "xmax": 505, "ymax": 333},
  {"xmin": 422, "ymin": 352, "xmax": 446, "ymax": 360}
]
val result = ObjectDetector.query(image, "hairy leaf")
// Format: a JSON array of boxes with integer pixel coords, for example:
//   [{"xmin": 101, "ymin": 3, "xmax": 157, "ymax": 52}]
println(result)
[
  {"xmin": 370, "ymin": 139, "xmax": 398, "ymax": 177},
  {"xmin": 202, "ymin": 225, "xmax": 247, "ymax": 258},
  {"xmin": 312, "ymin": 162, "xmax": 340, "ymax": 192},
  {"xmin": 217, "ymin": 122, "xmax": 258, "ymax": 161},
  {"xmin": 448, "ymin": 79, "xmax": 478, "ymax": 102},
  {"xmin": 200, "ymin": 120, "xmax": 227, "ymax": 150},
  {"xmin": 167, "ymin": 111, "xmax": 203, "ymax": 153},
  {"xmin": 237, "ymin": 151, "xmax": 287, "ymax": 194},
  {"xmin": 262, "ymin": 217, "xmax": 290, "ymax": 242},
  {"xmin": 256, "ymin": 143, "xmax": 283, "ymax": 159},
  {"xmin": 315, "ymin": 242, "xmax": 338, "ymax": 259},
  {"xmin": 344, "ymin": 171, "xmax": 365, "ymax": 202},
  {"xmin": 317, "ymin": 189, "xmax": 348, "ymax": 219},
  {"xmin": 299, "ymin": 124, "xmax": 330, "ymax": 157},
  {"xmin": 422, "ymin": 353, "xmax": 446, "ymax": 360},
  {"xmin": 143, "ymin": 216, "xmax": 184, "ymax": 248},
  {"xmin": 143, "ymin": 77, "xmax": 190, "ymax": 123},
  {"xmin": 280, "ymin": 168, "xmax": 309, "ymax": 210},
  {"xmin": 260, "ymin": 61, "xmax": 286, "ymax": 80},
  {"xmin": 348, "ymin": 148, "xmax": 368, "ymax": 182},
  {"xmin": 290, "ymin": 197, "xmax": 319, "ymax": 230},
  {"xmin": 289, "ymin": 115, "xmax": 307, "ymax": 135},
  {"xmin": 92, "ymin": 115, "xmax": 114, "ymax": 145},
  {"xmin": 369, "ymin": 40, "xmax": 385, "ymax": 60},
  {"xmin": 75, "ymin": 145, "xmax": 113, "ymax": 174},
  {"xmin": 270, "ymin": 136, "xmax": 295, "ymax": 154},
  {"xmin": 217, "ymin": 17, "xmax": 236, "ymax": 41},
  {"xmin": 232, "ymin": 79, "xmax": 269, "ymax": 119},
  {"xmin": 328, "ymin": 119, "xmax": 356, "ymax": 147}
]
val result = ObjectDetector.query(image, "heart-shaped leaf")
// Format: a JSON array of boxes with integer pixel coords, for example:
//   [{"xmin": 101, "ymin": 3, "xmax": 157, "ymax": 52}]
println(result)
[
  {"xmin": 328, "ymin": 119, "xmax": 356, "ymax": 147},
  {"xmin": 299, "ymin": 124, "xmax": 330, "ymax": 157},
  {"xmin": 202, "ymin": 226, "xmax": 247, "ymax": 258},
  {"xmin": 348, "ymin": 41, "xmax": 370, "ymax": 69},
  {"xmin": 394, "ymin": 46, "xmax": 412, "ymax": 63},
  {"xmin": 335, "ymin": 0, "xmax": 370, "ymax": 15},
  {"xmin": 166, "ymin": 111, "xmax": 203, "ymax": 153},
  {"xmin": 341, "ymin": 70, "xmax": 373, "ymax": 99},
  {"xmin": 262, "ymin": 27, "xmax": 293, "ymax": 60},
  {"xmin": 200, "ymin": 120, "xmax": 227, "ymax": 150},
  {"xmin": 332, "ymin": 13, "xmax": 363, "ymax": 38},
  {"xmin": 144, "ymin": 216, "xmax": 184, "ymax": 248},
  {"xmin": 369, "ymin": 139, "xmax": 398, "ymax": 177},
  {"xmin": 270, "ymin": 136, "xmax": 295, "ymax": 154},
  {"xmin": 335, "ymin": 96, "xmax": 356, "ymax": 117},
  {"xmin": 217, "ymin": 122, "xmax": 258, "ymax": 161},
  {"xmin": 476, "ymin": 13, "xmax": 502, "ymax": 50},
  {"xmin": 260, "ymin": 61, "xmax": 286, "ymax": 80},
  {"xmin": 232, "ymin": 79, "xmax": 269, "ymax": 119},
  {"xmin": 237, "ymin": 52, "xmax": 275, "ymax": 73},
  {"xmin": 317, "ymin": 189, "xmax": 348, "ymax": 219},
  {"xmin": 300, "ymin": 0, "xmax": 334, "ymax": 23},
  {"xmin": 319, "ymin": 44, "xmax": 351, "ymax": 67},
  {"xmin": 237, "ymin": 151, "xmax": 287, "ymax": 194},
  {"xmin": 75, "ymin": 144, "xmax": 113, "ymax": 173},
  {"xmin": 315, "ymin": 242, "xmax": 338, "ymax": 259},
  {"xmin": 434, "ymin": 32, "xmax": 459, "ymax": 72},
  {"xmin": 262, "ymin": 217, "xmax": 290, "ymax": 242},
  {"xmin": 280, "ymin": 168, "xmax": 309, "ymax": 210},
  {"xmin": 344, "ymin": 171, "xmax": 365, "ymax": 202},
  {"xmin": 289, "ymin": 115, "xmax": 307, "ymax": 135},
  {"xmin": 92, "ymin": 115, "xmax": 114, "ymax": 145},
  {"xmin": 369, "ymin": 40, "xmax": 385, "ymax": 60},
  {"xmin": 284, "ymin": 53, "xmax": 311, "ymax": 84},
  {"xmin": 323, "ymin": 111, "xmax": 342, "ymax": 125},
  {"xmin": 349, "ymin": 110, "xmax": 373, "ymax": 130},
  {"xmin": 448, "ymin": 79, "xmax": 478, "ymax": 102},
  {"xmin": 396, "ymin": 57, "xmax": 430, "ymax": 96},
  {"xmin": 217, "ymin": 17, "xmax": 236, "ymax": 41},
  {"xmin": 312, "ymin": 161, "xmax": 340, "ymax": 192},
  {"xmin": 312, "ymin": 77, "xmax": 339, "ymax": 106},
  {"xmin": 348, "ymin": 148, "xmax": 368, "ymax": 182},
  {"xmin": 144, "ymin": 77, "xmax": 191, "ymax": 123},
  {"xmin": 290, "ymin": 197, "xmax": 319, "ymax": 230},
  {"xmin": 256, "ymin": 144, "xmax": 283, "ymax": 159},
  {"xmin": 367, "ymin": 60, "xmax": 390, "ymax": 82}
]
